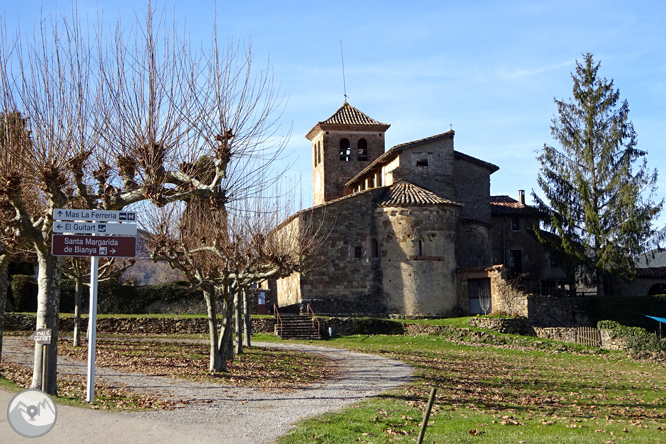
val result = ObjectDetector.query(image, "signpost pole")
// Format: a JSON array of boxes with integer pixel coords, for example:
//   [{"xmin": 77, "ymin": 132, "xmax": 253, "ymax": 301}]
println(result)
[
  {"xmin": 41, "ymin": 324, "xmax": 48, "ymax": 391},
  {"xmin": 86, "ymin": 255, "xmax": 100, "ymax": 402}
]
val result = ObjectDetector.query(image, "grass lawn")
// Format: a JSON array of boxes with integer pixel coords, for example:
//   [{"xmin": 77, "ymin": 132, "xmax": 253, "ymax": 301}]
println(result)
[{"xmin": 278, "ymin": 334, "xmax": 666, "ymax": 444}]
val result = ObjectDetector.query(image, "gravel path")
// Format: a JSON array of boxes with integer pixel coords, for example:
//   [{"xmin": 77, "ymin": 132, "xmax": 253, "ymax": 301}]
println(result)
[{"xmin": 0, "ymin": 336, "xmax": 413, "ymax": 443}]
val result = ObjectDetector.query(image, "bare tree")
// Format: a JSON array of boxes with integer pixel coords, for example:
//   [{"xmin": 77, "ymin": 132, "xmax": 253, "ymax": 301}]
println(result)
[
  {"xmin": 0, "ymin": 4, "xmax": 286, "ymax": 394},
  {"xmin": 146, "ymin": 192, "xmax": 328, "ymax": 372}
]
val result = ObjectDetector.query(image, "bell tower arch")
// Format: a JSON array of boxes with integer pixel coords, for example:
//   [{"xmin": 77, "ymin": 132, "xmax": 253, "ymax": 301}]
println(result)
[{"xmin": 307, "ymin": 102, "xmax": 390, "ymax": 205}]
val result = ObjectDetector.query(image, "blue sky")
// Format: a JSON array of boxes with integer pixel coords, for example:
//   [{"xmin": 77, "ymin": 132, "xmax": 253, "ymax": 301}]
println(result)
[{"xmin": 3, "ymin": 1, "xmax": 666, "ymax": 227}]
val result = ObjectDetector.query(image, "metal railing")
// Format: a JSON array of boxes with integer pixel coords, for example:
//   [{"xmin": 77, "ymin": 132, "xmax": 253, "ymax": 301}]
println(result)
[
  {"xmin": 305, "ymin": 303, "xmax": 320, "ymax": 335},
  {"xmin": 273, "ymin": 304, "xmax": 283, "ymax": 337}
]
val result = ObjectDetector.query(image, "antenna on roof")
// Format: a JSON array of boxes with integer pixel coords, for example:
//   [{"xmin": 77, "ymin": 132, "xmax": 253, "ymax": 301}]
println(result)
[{"xmin": 340, "ymin": 40, "xmax": 348, "ymax": 103}]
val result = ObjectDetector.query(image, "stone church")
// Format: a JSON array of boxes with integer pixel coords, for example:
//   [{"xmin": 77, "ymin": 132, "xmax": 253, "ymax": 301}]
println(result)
[{"xmin": 268, "ymin": 102, "xmax": 562, "ymax": 316}]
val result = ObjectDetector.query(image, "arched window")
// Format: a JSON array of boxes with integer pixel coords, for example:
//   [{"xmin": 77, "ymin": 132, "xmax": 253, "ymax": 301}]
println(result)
[
  {"xmin": 417, "ymin": 239, "xmax": 425, "ymax": 258},
  {"xmin": 357, "ymin": 138, "xmax": 368, "ymax": 161},
  {"xmin": 340, "ymin": 138, "xmax": 350, "ymax": 161}
]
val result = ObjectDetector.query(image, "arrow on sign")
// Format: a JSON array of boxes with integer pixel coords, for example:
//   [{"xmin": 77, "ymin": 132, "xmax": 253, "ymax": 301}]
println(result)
[{"xmin": 110, "ymin": 248, "xmax": 116, "ymax": 254}]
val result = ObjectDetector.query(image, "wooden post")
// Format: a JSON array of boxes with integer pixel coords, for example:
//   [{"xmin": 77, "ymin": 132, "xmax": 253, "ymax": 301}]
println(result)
[{"xmin": 417, "ymin": 387, "xmax": 437, "ymax": 444}]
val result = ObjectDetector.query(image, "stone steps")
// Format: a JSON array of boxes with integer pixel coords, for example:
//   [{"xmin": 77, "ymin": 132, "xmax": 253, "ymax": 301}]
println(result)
[{"xmin": 275, "ymin": 314, "xmax": 321, "ymax": 340}]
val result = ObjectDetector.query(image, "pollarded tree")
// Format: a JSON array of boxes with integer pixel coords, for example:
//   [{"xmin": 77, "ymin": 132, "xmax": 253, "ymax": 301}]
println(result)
[
  {"xmin": 0, "ymin": 4, "xmax": 286, "ymax": 394},
  {"xmin": 533, "ymin": 53, "xmax": 663, "ymax": 296},
  {"xmin": 146, "ymin": 192, "xmax": 329, "ymax": 372}
]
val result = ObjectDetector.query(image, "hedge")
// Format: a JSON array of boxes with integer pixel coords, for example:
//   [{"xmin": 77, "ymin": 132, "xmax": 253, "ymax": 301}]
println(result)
[
  {"xmin": 9, "ymin": 277, "xmax": 201, "ymax": 314},
  {"xmin": 598, "ymin": 319, "xmax": 666, "ymax": 353}
]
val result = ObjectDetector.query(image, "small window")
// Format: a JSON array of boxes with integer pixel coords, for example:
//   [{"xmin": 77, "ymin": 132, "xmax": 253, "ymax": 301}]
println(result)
[
  {"xmin": 370, "ymin": 239, "xmax": 379, "ymax": 258},
  {"xmin": 316, "ymin": 141, "xmax": 320, "ymax": 165},
  {"xmin": 417, "ymin": 239, "xmax": 425, "ymax": 257},
  {"xmin": 357, "ymin": 139, "xmax": 368, "ymax": 161},
  {"xmin": 340, "ymin": 138, "xmax": 350, "ymax": 161},
  {"xmin": 416, "ymin": 159, "xmax": 428, "ymax": 168},
  {"xmin": 354, "ymin": 246, "xmax": 362, "ymax": 258},
  {"xmin": 509, "ymin": 249, "xmax": 523, "ymax": 275},
  {"xmin": 511, "ymin": 217, "xmax": 520, "ymax": 231}
]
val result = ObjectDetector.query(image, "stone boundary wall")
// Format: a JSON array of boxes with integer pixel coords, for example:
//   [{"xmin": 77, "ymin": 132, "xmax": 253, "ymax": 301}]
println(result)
[
  {"xmin": 531, "ymin": 326, "xmax": 626, "ymax": 350},
  {"xmin": 4, "ymin": 314, "xmax": 275, "ymax": 335},
  {"xmin": 467, "ymin": 317, "xmax": 529, "ymax": 334}
]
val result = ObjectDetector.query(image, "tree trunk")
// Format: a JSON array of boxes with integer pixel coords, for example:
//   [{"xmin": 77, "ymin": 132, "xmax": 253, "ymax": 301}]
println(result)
[
  {"xmin": 242, "ymin": 288, "xmax": 251, "ymax": 348},
  {"xmin": 73, "ymin": 277, "xmax": 84, "ymax": 347},
  {"xmin": 596, "ymin": 270, "xmax": 605, "ymax": 297},
  {"xmin": 218, "ymin": 285, "xmax": 234, "ymax": 364},
  {"xmin": 234, "ymin": 289, "xmax": 243, "ymax": 355},
  {"xmin": 0, "ymin": 257, "xmax": 8, "ymax": 361},
  {"xmin": 202, "ymin": 284, "xmax": 223, "ymax": 372},
  {"xmin": 32, "ymin": 251, "xmax": 63, "ymax": 395}
]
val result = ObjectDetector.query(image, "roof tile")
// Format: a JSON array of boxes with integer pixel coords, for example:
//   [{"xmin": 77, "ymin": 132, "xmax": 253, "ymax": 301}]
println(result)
[
  {"xmin": 376, "ymin": 180, "xmax": 459, "ymax": 207},
  {"xmin": 320, "ymin": 102, "xmax": 388, "ymax": 126}
]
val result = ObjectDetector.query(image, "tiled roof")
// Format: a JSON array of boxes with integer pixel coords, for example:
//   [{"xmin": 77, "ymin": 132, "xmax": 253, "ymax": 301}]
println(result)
[
  {"xmin": 375, "ymin": 180, "xmax": 460, "ymax": 208},
  {"xmin": 490, "ymin": 195, "xmax": 524, "ymax": 208},
  {"xmin": 321, "ymin": 102, "xmax": 387, "ymax": 126},
  {"xmin": 636, "ymin": 267, "xmax": 666, "ymax": 278},
  {"xmin": 306, "ymin": 103, "xmax": 390, "ymax": 140},
  {"xmin": 490, "ymin": 195, "xmax": 531, "ymax": 216}
]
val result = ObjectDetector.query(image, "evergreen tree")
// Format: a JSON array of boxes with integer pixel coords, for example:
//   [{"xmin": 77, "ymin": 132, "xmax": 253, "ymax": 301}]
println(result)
[{"xmin": 533, "ymin": 53, "xmax": 662, "ymax": 296}]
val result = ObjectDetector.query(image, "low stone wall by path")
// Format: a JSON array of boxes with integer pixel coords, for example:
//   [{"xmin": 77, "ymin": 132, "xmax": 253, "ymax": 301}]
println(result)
[
  {"xmin": 467, "ymin": 317, "xmax": 529, "ymax": 334},
  {"xmin": 4, "ymin": 313, "xmax": 276, "ymax": 335}
]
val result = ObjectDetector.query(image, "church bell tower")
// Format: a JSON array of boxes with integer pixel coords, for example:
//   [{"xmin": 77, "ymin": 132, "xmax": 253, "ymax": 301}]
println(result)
[{"xmin": 306, "ymin": 103, "xmax": 390, "ymax": 205}]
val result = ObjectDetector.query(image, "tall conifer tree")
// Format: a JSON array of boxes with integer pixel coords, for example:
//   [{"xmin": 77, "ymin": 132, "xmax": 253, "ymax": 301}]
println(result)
[{"xmin": 534, "ymin": 53, "xmax": 662, "ymax": 296}]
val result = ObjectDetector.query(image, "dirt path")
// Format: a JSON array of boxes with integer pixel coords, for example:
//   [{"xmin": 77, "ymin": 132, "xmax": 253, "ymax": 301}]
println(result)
[{"xmin": 0, "ymin": 336, "xmax": 413, "ymax": 443}]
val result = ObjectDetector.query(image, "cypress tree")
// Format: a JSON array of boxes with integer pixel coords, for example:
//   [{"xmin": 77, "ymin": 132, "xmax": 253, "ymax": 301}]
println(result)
[{"xmin": 533, "ymin": 53, "xmax": 662, "ymax": 296}]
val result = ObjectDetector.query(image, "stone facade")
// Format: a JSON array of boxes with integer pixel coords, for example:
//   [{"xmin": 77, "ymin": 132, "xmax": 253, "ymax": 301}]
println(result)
[
  {"xmin": 270, "ymin": 103, "xmax": 559, "ymax": 317},
  {"xmin": 612, "ymin": 267, "xmax": 666, "ymax": 297},
  {"xmin": 490, "ymin": 193, "xmax": 569, "ymax": 296}
]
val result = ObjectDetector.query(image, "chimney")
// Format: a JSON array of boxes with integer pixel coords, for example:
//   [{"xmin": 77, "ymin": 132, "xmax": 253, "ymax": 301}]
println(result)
[{"xmin": 518, "ymin": 190, "xmax": 525, "ymax": 206}]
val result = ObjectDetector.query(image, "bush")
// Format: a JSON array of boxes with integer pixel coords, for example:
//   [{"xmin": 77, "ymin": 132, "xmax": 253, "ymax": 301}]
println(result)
[
  {"xmin": 598, "ymin": 320, "xmax": 665, "ymax": 352},
  {"xmin": 60, "ymin": 280, "xmax": 202, "ymax": 314},
  {"xmin": 10, "ymin": 275, "xmax": 38, "ymax": 312}
]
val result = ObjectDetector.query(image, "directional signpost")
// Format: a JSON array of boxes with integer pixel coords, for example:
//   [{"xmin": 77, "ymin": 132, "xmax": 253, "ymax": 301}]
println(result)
[
  {"xmin": 51, "ymin": 209, "xmax": 137, "ymax": 402},
  {"xmin": 53, "ymin": 221, "xmax": 137, "ymax": 235},
  {"xmin": 52, "ymin": 234, "xmax": 136, "ymax": 257}
]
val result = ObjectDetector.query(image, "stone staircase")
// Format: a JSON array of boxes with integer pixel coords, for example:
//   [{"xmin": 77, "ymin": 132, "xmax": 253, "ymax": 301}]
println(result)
[{"xmin": 275, "ymin": 314, "xmax": 321, "ymax": 340}]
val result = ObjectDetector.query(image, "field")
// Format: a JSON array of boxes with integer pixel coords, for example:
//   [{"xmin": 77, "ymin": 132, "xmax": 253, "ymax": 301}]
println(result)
[
  {"xmin": 275, "ymin": 333, "xmax": 666, "ymax": 444},
  {"xmin": 2, "ymin": 318, "xmax": 665, "ymax": 442}
]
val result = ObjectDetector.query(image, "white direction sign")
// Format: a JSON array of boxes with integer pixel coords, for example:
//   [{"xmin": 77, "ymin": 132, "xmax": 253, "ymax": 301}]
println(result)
[
  {"xmin": 31, "ymin": 328, "xmax": 52, "ymax": 345},
  {"xmin": 53, "ymin": 208, "xmax": 137, "ymax": 222},
  {"xmin": 53, "ymin": 221, "xmax": 137, "ymax": 235}
]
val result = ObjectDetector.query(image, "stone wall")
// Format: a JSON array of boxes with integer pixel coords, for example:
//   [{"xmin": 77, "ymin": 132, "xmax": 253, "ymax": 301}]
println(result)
[
  {"xmin": 4, "ymin": 313, "xmax": 276, "ymax": 335},
  {"xmin": 314, "ymin": 129, "xmax": 386, "ymax": 204},
  {"xmin": 388, "ymin": 135, "xmax": 456, "ymax": 201},
  {"xmin": 613, "ymin": 275, "xmax": 666, "ymax": 297},
  {"xmin": 377, "ymin": 205, "xmax": 459, "ymax": 316},
  {"xmin": 526, "ymin": 296, "xmax": 592, "ymax": 327},
  {"xmin": 453, "ymin": 156, "xmax": 492, "ymax": 224},
  {"xmin": 468, "ymin": 316, "xmax": 529, "ymax": 334},
  {"xmin": 280, "ymin": 188, "xmax": 388, "ymax": 314}
]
